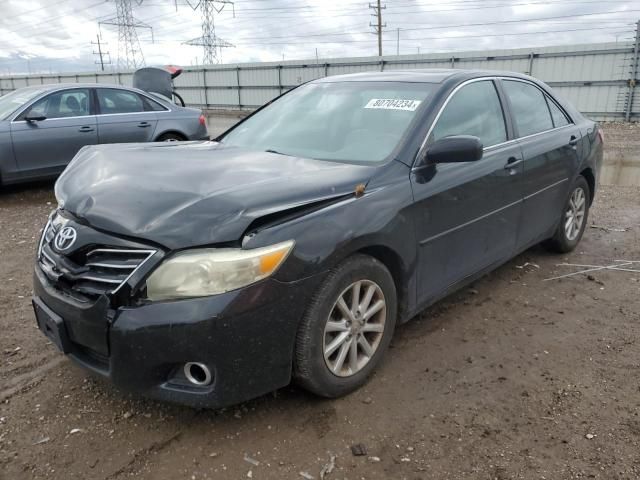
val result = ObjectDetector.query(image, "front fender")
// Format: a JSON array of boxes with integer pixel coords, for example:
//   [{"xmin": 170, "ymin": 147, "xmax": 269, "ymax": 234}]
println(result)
[{"xmin": 241, "ymin": 161, "xmax": 418, "ymax": 313}]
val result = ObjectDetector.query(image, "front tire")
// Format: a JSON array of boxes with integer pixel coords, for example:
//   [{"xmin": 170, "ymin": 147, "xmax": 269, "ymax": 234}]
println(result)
[
  {"xmin": 294, "ymin": 254, "xmax": 397, "ymax": 398},
  {"xmin": 543, "ymin": 175, "xmax": 590, "ymax": 253}
]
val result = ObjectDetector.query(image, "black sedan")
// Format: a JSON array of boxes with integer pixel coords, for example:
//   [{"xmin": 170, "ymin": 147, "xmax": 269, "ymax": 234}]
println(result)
[{"xmin": 33, "ymin": 69, "xmax": 603, "ymax": 407}]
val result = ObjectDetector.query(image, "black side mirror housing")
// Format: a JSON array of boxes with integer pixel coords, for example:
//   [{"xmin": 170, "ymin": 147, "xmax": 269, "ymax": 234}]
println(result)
[
  {"xmin": 24, "ymin": 115, "xmax": 47, "ymax": 122},
  {"xmin": 421, "ymin": 135, "xmax": 483, "ymax": 165}
]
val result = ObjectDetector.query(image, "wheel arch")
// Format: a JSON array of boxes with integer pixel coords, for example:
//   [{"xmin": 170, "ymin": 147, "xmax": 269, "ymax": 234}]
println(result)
[
  {"xmin": 154, "ymin": 130, "xmax": 188, "ymax": 141},
  {"xmin": 356, "ymin": 244, "xmax": 410, "ymax": 324},
  {"xmin": 579, "ymin": 167, "xmax": 595, "ymax": 206}
]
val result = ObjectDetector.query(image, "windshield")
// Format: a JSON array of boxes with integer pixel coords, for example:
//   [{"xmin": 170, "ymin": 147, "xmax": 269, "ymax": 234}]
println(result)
[
  {"xmin": 0, "ymin": 87, "xmax": 48, "ymax": 120},
  {"xmin": 221, "ymin": 81, "xmax": 435, "ymax": 163}
]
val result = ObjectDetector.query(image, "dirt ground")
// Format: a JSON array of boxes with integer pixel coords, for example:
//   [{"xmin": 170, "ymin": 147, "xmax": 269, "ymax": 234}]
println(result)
[{"xmin": 1, "ymin": 179, "xmax": 640, "ymax": 479}]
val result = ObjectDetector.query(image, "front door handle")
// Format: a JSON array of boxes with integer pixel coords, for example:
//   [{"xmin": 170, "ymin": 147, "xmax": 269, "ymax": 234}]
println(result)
[
  {"xmin": 78, "ymin": 126, "xmax": 94, "ymax": 133},
  {"xmin": 137, "ymin": 122, "xmax": 151, "ymax": 128},
  {"xmin": 504, "ymin": 157, "xmax": 523, "ymax": 171}
]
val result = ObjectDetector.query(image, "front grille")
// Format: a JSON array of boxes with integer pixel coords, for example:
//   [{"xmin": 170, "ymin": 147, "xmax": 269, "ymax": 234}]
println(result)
[{"xmin": 38, "ymin": 221, "xmax": 156, "ymax": 298}]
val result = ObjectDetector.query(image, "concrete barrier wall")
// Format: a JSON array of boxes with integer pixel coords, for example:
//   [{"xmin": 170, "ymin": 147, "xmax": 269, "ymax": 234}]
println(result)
[{"xmin": 1, "ymin": 42, "xmax": 639, "ymax": 122}]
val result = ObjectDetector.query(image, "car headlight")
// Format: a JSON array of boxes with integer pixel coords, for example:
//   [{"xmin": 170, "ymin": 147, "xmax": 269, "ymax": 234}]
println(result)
[{"xmin": 146, "ymin": 240, "xmax": 294, "ymax": 301}]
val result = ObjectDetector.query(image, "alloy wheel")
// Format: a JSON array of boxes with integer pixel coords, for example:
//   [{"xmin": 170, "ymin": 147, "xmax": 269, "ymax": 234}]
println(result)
[
  {"xmin": 565, "ymin": 186, "xmax": 586, "ymax": 241},
  {"xmin": 323, "ymin": 280, "xmax": 386, "ymax": 377}
]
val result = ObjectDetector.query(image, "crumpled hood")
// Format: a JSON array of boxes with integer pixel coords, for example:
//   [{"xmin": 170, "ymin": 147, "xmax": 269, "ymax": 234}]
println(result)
[{"xmin": 55, "ymin": 142, "xmax": 376, "ymax": 250}]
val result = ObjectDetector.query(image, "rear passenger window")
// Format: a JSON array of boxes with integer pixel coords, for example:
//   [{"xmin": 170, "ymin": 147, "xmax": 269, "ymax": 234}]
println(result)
[
  {"xmin": 431, "ymin": 80, "xmax": 507, "ymax": 148},
  {"xmin": 142, "ymin": 96, "xmax": 167, "ymax": 111},
  {"xmin": 546, "ymin": 96, "xmax": 570, "ymax": 128},
  {"xmin": 502, "ymin": 80, "xmax": 553, "ymax": 137},
  {"xmin": 97, "ymin": 89, "xmax": 145, "ymax": 114}
]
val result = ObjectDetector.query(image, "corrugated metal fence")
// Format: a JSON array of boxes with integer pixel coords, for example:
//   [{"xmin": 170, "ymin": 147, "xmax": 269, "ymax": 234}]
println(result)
[{"xmin": 1, "ymin": 42, "xmax": 639, "ymax": 122}]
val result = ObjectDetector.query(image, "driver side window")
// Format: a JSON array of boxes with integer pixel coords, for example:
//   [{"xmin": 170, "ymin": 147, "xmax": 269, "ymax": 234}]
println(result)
[{"xmin": 431, "ymin": 80, "xmax": 507, "ymax": 149}]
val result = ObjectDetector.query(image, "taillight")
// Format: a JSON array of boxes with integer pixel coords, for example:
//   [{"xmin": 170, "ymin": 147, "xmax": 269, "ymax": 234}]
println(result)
[
  {"xmin": 597, "ymin": 128, "xmax": 604, "ymax": 144},
  {"xmin": 199, "ymin": 114, "xmax": 206, "ymax": 126}
]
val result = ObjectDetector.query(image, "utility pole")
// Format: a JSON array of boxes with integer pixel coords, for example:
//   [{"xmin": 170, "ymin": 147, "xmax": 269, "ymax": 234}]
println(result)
[
  {"xmin": 396, "ymin": 27, "xmax": 400, "ymax": 55},
  {"xmin": 92, "ymin": 34, "xmax": 111, "ymax": 71},
  {"xmin": 625, "ymin": 19, "xmax": 640, "ymax": 122},
  {"xmin": 185, "ymin": 0, "xmax": 235, "ymax": 65},
  {"xmin": 99, "ymin": 0, "xmax": 152, "ymax": 69},
  {"xmin": 369, "ymin": 1, "xmax": 386, "ymax": 56}
]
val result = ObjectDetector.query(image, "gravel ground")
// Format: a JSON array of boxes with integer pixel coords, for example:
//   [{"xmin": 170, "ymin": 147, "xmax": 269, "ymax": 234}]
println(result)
[{"xmin": 1, "ymin": 180, "xmax": 639, "ymax": 479}]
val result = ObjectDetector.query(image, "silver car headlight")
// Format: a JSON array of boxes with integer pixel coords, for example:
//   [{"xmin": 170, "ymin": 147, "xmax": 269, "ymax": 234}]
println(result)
[{"xmin": 146, "ymin": 240, "xmax": 294, "ymax": 301}]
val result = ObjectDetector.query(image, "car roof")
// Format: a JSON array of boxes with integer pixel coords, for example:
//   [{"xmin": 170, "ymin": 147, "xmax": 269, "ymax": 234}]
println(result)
[{"xmin": 314, "ymin": 68, "xmax": 535, "ymax": 84}]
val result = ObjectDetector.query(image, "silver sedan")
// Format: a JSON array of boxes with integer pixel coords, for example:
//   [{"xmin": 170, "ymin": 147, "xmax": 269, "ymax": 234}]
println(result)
[{"xmin": 0, "ymin": 84, "xmax": 209, "ymax": 186}]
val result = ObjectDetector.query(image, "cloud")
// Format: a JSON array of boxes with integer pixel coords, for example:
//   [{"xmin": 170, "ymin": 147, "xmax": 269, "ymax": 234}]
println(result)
[{"xmin": 0, "ymin": 0, "xmax": 636, "ymax": 74}]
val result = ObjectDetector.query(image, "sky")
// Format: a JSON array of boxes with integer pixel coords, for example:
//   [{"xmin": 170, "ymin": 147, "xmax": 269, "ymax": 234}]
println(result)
[{"xmin": 0, "ymin": 0, "xmax": 638, "ymax": 75}]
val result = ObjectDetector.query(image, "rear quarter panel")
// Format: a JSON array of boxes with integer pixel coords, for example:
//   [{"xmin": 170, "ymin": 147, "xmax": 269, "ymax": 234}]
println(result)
[
  {"xmin": 154, "ymin": 108, "xmax": 207, "ymax": 140},
  {"xmin": 0, "ymin": 121, "xmax": 17, "ymax": 182},
  {"xmin": 578, "ymin": 119, "xmax": 603, "ymax": 202}
]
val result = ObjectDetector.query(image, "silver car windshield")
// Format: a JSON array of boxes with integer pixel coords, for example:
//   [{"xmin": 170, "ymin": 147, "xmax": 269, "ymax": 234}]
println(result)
[
  {"xmin": 0, "ymin": 87, "xmax": 48, "ymax": 120},
  {"xmin": 221, "ymin": 81, "xmax": 435, "ymax": 163}
]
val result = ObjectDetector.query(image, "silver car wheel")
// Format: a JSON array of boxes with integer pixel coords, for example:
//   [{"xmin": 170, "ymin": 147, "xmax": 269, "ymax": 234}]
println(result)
[
  {"xmin": 323, "ymin": 280, "xmax": 386, "ymax": 378},
  {"xmin": 565, "ymin": 186, "xmax": 586, "ymax": 241}
]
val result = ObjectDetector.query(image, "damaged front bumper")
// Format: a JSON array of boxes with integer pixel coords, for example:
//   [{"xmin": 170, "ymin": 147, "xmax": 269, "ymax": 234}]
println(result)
[{"xmin": 33, "ymin": 265, "xmax": 326, "ymax": 408}]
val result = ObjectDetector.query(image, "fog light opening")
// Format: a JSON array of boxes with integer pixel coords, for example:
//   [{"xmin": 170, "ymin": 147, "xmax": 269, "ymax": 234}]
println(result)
[{"xmin": 184, "ymin": 362, "xmax": 212, "ymax": 386}]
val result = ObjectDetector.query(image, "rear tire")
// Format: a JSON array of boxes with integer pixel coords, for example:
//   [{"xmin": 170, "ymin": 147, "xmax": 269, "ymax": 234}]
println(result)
[
  {"xmin": 156, "ymin": 132, "xmax": 186, "ymax": 142},
  {"xmin": 294, "ymin": 254, "xmax": 397, "ymax": 398},
  {"xmin": 543, "ymin": 175, "xmax": 590, "ymax": 253}
]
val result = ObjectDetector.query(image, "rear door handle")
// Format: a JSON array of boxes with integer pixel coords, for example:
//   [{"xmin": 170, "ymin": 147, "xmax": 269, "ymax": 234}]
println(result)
[
  {"xmin": 137, "ymin": 122, "xmax": 151, "ymax": 128},
  {"xmin": 569, "ymin": 135, "xmax": 578, "ymax": 148},
  {"xmin": 78, "ymin": 126, "xmax": 94, "ymax": 133},
  {"xmin": 504, "ymin": 157, "xmax": 523, "ymax": 171}
]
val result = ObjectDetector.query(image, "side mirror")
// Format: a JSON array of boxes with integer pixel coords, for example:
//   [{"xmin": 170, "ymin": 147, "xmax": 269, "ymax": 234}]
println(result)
[
  {"xmin": 24, "ymin": 114, "xmax": 47, "ymax": 122},
  {"xmin": 422, "ymin": 135, "xmax": 483, "ymax": 165}
]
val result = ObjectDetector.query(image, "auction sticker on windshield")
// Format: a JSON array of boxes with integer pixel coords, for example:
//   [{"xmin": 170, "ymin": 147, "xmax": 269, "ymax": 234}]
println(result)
[{"xmin": 364, "ymin": 98, "xmax": 422, "ymax": 111}]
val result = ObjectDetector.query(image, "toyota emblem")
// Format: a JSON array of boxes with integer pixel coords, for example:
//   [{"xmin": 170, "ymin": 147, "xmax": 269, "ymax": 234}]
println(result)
[{"xmin": 54, "ymin": 226, "xmax": 77, "ymax": 251}]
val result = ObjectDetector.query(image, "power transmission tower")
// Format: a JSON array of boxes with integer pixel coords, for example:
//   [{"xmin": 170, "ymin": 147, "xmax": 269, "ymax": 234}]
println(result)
[
  {"xmin": 92, "ymin": 34, "xmax": 111, "ymax": 71},
  {"xmin": 185, "ymin": 1, "xmax": 235, "ymax": 65},
  {"xmin": 369, "ymin": 1, "xmax": 386, "ymax": 56},
  {"xmin": 100, "ymin": 0, "xmax": 152, "ymax": 69}
]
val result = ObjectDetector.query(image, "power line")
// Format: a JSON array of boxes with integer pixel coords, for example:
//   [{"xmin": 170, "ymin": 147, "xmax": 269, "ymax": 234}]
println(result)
[
  {"xmin": 2, "ymin": 0, "xmax": 72, "ymax": 22},
  {"xmin": 99, "ymin": 0, "xmax": 152, "ymax": 69},
  {"xmin": 154, "ymin": 7, "xmax": 638, "ymax": 44},
  {"xmin": 175, "ymin": 24, "xmax": 632, "ymax": 47}
]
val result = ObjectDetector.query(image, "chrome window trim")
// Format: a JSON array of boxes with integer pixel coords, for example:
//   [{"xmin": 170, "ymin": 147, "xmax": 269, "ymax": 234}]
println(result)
[
  {"xmin": 10, "ymin": 86, "xmax": 172, "ymax": 123},
  {"xmin": 12, "ymin": 115, "xmax": 98, "ymax": 124},
  {"xmin": 483, "ymin": 123, "xmax": 575, "ymax": 152},
  {"xmin": 414, "ymin": 75, "xmax": 576, "ymax": 167}
]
